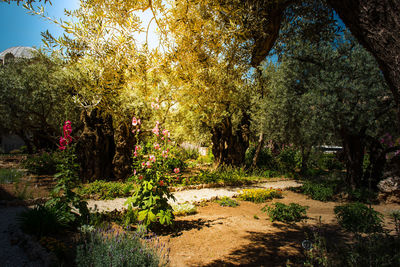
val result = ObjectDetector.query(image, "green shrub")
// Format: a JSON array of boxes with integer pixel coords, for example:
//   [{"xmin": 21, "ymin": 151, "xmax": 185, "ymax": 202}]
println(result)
[
  {"xmin": 78, "ymin": 180, "xmax": 135, "ymax": 200},
  {"xmin": 245, "ymin": 146, "xmax": 277, "ymax": 169},
  {"xmin": 264, "ymin": 202, "xmax": 308, "ymax": 223},
  {"xmin": 172, "ymin": 203, "xmax": 197, "ymax": 216},
  {"xmin": 390, "ymin": 210, "xmax": 400, "ymax": 235},
  {"xmin": 22, "ymin": 151, "xmax": 61, "ymax": 175},
  {"xmin": 340, "ymin": 234, "xmax": 400, "ymax": 266},
  {"xmin": 88, "ymin": 208, "xmax": 138, "ymax": 228},
  {"xmin": 334, "ymin": 202, "xmax": 383, "ymax": 233},
  {"xmin": 317, "ymin": 153, "xmax": 344, "ymax": 170},
  {"xmin": 76, "ymin": 228, "xmax": 169, "ymax": 267},
  {"xmin": 347, "ymin": 187, "xmax": 377, "ymax": 203},
  {"xmin": 239, "ymin": 188, "xmax": 283, "ymax": 203},
  {"xmin": 216, "ymin": 196, "xmax": 240, "ymax": 207},
  {"xmin": 0, "ymin": 168, "xmax": 24, "ymax": 183},
  {"xmin": 301, "ymin": 181, "xmax": 336, "ymax": 202},
  {"xmin": 276, "ymin": 147, "xmax": 302, "ymax": 173},
  {"xmin": 17, "ymin": 204, "xmax": 71, "ymax": 237}
]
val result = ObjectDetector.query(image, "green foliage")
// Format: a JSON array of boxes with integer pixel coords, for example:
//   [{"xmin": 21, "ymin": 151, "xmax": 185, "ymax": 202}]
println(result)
[
  {"xmin": 76, "ymin": 228, "xmax": 169, "ymax": 267},
  {"xmin": 390, "ymin": 210, "xmax": 400, "ymax": 235},
  {"xmin": 216, "ymin": 196, "xmax": 240, "ymax": 207},
  {"xmin": 47, "ymin": 144, "xmax": 89, "ymax": 226},
  {"xmin": 300, "ymin": 180, "xmax": 337, "ymax": 202},
  {"xmin": 245, "ymin": 146, "xmax": 277, "ymax": 169},
  {"xmin": 276, "ymin": 147, "xmax": 301, "ymax": 173},
  {"xmin": 264, "ymin": 202, "xmax": 308, "ymax": 223},
  {"xmin": 340, "ymin": 234, "xmax": 400, "ymax": 266},
  {"xmin": 346, "ymin": 187, "xmax": 378, "ymax": 203},
  {"xmin": 316, "ymin": 153, "xmax": 344, "ymax": 171},
  {"xmin": 88, "ymin": 208, "xmax": 138, "ymax": 229},
  {"xmin": 172, "ymin": 203, "xmax": 197, "ymax": 216},
  {"xmin": 239, "ymin": 188, "xmax": 283, "ymax": 203},
  {"xmin": 334, "ymin": 203, "xmax": 383, "ymax": 234},
  {"xmin": 17, "ymin": 204, "xmax": 70, "ymax": 237},
  {"xmin": 0, "ymin": 168, "xmax": 24, "ymax": 183},
  {"xmin": 22, "ymin": 151, "xmax": 61, "ymax": 175},
  {"xmin": 0, "ymin": 54, "xmax": 80, "ymax": 152},
  {"xmin": 78, "ymin": 180, "xmax": 135, "ymax": 200},
  {"xmin": 126, "ymin": 119, "xmax": 176, "ymax": 226}
]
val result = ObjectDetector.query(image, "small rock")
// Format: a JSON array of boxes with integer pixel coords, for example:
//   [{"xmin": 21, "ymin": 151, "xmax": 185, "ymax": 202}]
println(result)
[{"xmin": 377, "ymin": 176, "xmax": 400, "ymax": 193}]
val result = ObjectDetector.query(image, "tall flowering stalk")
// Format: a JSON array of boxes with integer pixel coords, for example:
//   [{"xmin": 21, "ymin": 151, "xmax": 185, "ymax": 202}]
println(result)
[
  {"xmin": 125, "ymin": 101, "xmax": 177, "ymax": 226},
  {"xmin": 47, "ymin": 120, "xmax": 89, "ymax": 224}
]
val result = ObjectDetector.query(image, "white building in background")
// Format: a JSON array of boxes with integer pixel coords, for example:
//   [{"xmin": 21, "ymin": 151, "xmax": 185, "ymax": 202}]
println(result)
[{"xmin": 0, "ymin": 46, "xmax": 37, "ymax": 153}]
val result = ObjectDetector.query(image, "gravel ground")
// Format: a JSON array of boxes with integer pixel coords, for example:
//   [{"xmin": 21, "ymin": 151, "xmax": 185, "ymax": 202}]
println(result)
[
  {"xmin": 87, "ymin": 180, "xmax": 302, "ymax": 212},
  {"xmin": 0, "ymin": 207, "xmax": 43, "ymax": 267}
]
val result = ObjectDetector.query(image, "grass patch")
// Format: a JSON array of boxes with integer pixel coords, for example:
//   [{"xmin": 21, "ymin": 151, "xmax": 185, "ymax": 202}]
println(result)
[
  {"xmin": 77, "ymin": 180, "xmax": 136, "ymax": 200},
  {"xmin": 0, "ymin": 168, "xmax": 24, "ymax": 184},
  {"xmin": 238, "ymin": 188, "xmax": 283, "ymax": 203},
  {"xmin": 216, "ymin": 196, "xmax": 239, "ymax": 207},
  {"xmin": 172, "ymin": 203, "xmax": 197, "ymax": 216}
]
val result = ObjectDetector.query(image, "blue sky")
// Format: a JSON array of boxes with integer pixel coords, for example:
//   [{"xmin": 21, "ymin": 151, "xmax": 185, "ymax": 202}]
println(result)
[{"xmin": 0, "ymin": 0, "xmax": 80, "ymax": 52}]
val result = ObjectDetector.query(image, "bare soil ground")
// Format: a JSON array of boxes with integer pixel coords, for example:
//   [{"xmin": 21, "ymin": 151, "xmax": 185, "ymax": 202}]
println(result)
[{"xmin": 160, "ymin": 191, "xmax": 400, "ymax": 267}]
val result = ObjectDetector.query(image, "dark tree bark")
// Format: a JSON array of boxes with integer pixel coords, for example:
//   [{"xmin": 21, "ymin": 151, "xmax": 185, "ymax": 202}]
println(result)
[
  {"xmin": 112, "ymin": 122, "xmax": 136, "ymax": 180},
  {"xmin": 340, "ymin": 129, "xmax": 366, "ymax": 190},
  {"xmin": 251, "ymin": 132, "xmax": 264, "ymax": 169},
  {"xmin": 363, "ymin": 137, "xmax": 386, "ymax": 189},
  {"xmin": 211, "ymin": 114, "xmax": 250, "ymax": 167},
  {"xmin": 76, "ymin": 109, "xmax": 115, "ymax": 182}
]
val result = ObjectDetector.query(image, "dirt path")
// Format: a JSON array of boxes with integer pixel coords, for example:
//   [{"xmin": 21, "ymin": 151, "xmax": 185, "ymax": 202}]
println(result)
[
  {"xmin": 161, "ymin": 191, "xmax": 400, "ymax": 267},
  {"xmin": 0, "ymin": 207, "xmax": 42, "ymax": 267},
  {"xmin": 87, "ymin": 180, "xmax": 302, "ymax": 212}
]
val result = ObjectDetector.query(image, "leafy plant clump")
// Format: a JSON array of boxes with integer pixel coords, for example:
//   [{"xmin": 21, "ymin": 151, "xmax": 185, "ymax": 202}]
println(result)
[
  {"xmin": 172, "ymin": 203, "xmax": 197, "ymax": 216},
  {"xmin": 0, "ymin": 168, "xmax": 24, "ymax": 183},
  {"xmin": 334, "ymin": 202, "xmax": 383, "ymax": 234},
  {"xmin": 239, "ymin": 188, "xmax": 283, "ymax": 203},
  {"xmin": 76, "ymin": 228, "xmax": 169, "ymax": 267},
  {"xmin": 22, "ymin": 151, "xmax": 61, "ymax": 175},
  {"xmin": 264, "ymin": 202, "xmax": 308, "ymax": 223},
  {"xmin": 125, "ymin": 113, "xmax": 177, "ymax": 226},
  {"xmin": 77, "ymin": 180, "xmax": 135, "ymax": 200},
  {"xmin": 216, "ymin": 196, "xmax": 240, "ymax": 207},
  {"xmin": 300, "ymin": 180, "xmax": 336, "ymax": 202},
  {"xmin": 17, "ymin": 204, "xmax": 70, "ymax": 237}
]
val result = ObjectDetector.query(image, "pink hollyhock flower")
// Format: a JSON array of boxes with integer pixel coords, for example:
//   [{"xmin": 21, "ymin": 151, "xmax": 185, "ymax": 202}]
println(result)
[
  {"xmin": 174, "ymin": 168, "xmax": 180, "ymax": 174},
  {"xmin": 162, "ymin": 150, "xmax": 168, "ymax": 158},
  {"xmin": 133, "ymin": 151, "xmax": 138, "ymax": 157},
  {"xmin": 135, "ymin": 145, "xmax": 142, "ymax": 151},
  {"xmin": 137, "ymin": 119, "xmax": 141, "ymax": 125},
  {"xmin": 152, "ymin": 125, "xmax": 159, "ymax": 136},
  {"xmin": 154, "ymin": 143, "xmax": 160, "ymax": 150},
  {"xmin": 162, "ymin": 129, "xmax": 170, "ymax": 137},
  {"xmin": 134, "ymin": 169, "xmax": 137, "ymax": 175},
  {"xmin": 132, "ymin": 117, "xmax": 138, "ymax": 126},
  {"xmin": 141, "ymin": 162, "xmax": 146, "ymax": 168},
  {"xmin": 149, "ymin": 155, "xmax": 156, "ymax": 162},
  {"xmin": 59, "ymin": 137, "xmax": 67, "ymax": 147},
  {"xmin": 146, "ymin": 161, "xmax": 151, "ymax": 168},
  {"xmin": 159, "ymin": 180, "xmax": 164, "ymax": 186}
]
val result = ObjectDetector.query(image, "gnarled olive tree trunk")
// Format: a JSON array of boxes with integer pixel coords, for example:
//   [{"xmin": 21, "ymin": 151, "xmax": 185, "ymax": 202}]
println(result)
[
  {"xmin": 76, "ymin": 109, "xmax": 115, "ymax": 182},
  {"xmin": 211, "ymin": 114, "xmax": 250, "ymax": 167},
  {"xmin": 112, "ymin": 122, "xmax": 136, "ymax": 180}
]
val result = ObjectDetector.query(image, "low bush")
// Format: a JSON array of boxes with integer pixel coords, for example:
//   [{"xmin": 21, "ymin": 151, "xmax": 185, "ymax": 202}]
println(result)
[
  {"xmin": 76, "ymin": 228, "xmax": 169, "ymax": 267},
  {"xmin": 316, "ymin": 153, "xmax": 344, "ymax": 170},
  {"xmin": 0, "ymin": 168, "xmax": 24, "ymax": 183},
  {"xmin": 216, "ymin": 196, "xmax": 240, "ymax": 207},
  {"xmin": 22, "ymin": 151, "xmax": 61, "ymax": 175},
  {"xmin": 239, "ymin": 188, "xmax": 283, "ymax": 203},
  {"xmin": 264, "ymin": 202, "xmax": 308, "ymax": 223},
  {"xmin": 172, "ymin": 203, "xmax": 197, "ymax": 216},
  {"xmin": 77, "ymin": 180, "xmax": 135, "ymax": 200},
  {"xmin": 17, "ymin": 204, "xmax": 72, "ymax": 237},
  {"xmin": 301, "ymin": 180, "xmax": 336, "ymax": 202},
  {"xmin": 88, "ymin": 208, "xmax": 138, "ymax": 228},
  {"xmin": 334, "ymin": 202, "xmax": 383, "ymax": 234}
]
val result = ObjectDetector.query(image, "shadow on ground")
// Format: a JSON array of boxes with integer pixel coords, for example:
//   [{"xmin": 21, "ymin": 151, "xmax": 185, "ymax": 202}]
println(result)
[
  {"xmin": 201, "ymin": 222, "xmax": 349, "ymax": 267},
  {"xmin": 152, "ymin": 218, "xmax": 222, "ymax": 237}
]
